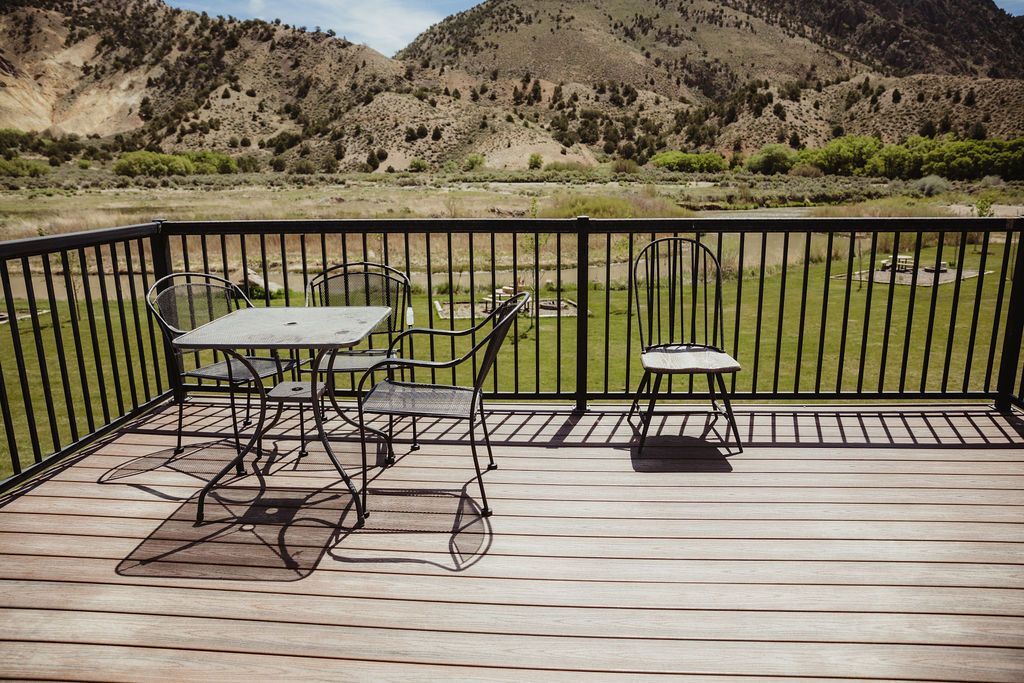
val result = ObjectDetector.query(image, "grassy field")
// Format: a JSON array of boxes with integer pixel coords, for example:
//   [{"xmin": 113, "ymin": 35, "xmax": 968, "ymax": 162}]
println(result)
[{"xmin": 0, "ymin": 230, "xmax": 1016, "ymax": 478}]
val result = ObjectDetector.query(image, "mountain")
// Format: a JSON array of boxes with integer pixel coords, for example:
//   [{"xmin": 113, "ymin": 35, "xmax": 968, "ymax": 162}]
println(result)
[{"xmin": 1, "ymin": 0, "xmax": 1022, "ymax": 170}]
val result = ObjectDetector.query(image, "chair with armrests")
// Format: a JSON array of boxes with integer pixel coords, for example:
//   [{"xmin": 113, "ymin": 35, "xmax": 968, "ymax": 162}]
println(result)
[
  {"xmin": 629, "ymin": 237, "xmax": 742, "ymax": 453},
  {"xmin": 146, "ymin": 272, "xmax": 297, "ymax": 457},
  {"xmin": 303, "ymin": 262, "xmax": 416, "ymax": 454},
  {"xmin": 355, "ymin": 292, "xmax": 531, "ymax": 520}
]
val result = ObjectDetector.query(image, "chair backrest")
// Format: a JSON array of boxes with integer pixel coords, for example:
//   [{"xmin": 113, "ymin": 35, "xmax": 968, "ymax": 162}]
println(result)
[
  {"xmin": 632, "ymin": 237, "xmax": 725, "ymax": 350},
  {"xmin": 146, "ymin": 272, "xmax": 252, "ymax": 340},
  {"xmin": 472, "ymin": 292, "xmax": 531, "ymax": 390},
  {"xmin": 306, "ymin": 262, "xmax": 410, "ymax": 340}
]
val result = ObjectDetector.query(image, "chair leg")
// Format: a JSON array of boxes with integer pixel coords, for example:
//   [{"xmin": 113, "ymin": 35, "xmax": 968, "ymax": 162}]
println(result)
[
  {"xmin": 478, "ymin": 402, "xmax": 497, "ymax": 471},
  {"xmin": 707, "ymin": 374, "xmax": 720, "ymax": 415},
  {"xmin": 174, "ymin": 397, "xmax": 186, "ymax": 455},
  {"xmin": 629, "ymin": 371, "xmax": 650, "ymax": 418},
  {"xmin": 298, "ymin": 403, "xmax": 308, "ymax": 457},
  {"xmin": 715, "ymin": 373, "xmax": 743, "ymax": 453},
  {"xmin": 637, "ymin": 373, "xmax": 663, "ymax": 453},
  {"xmin": 357, "ymin": 404, "xmax": 370, "ymax": 520},
  {"xmin": 227, "ymin": 384, "xmax": 245, "ymax": 476},
  {"xmin": 410, "ymin": 416, "xmax": 420, "ymax": 451},
  {"xmin": 468, "ymin": 417, "xmax": 492, "ymax": 517}
]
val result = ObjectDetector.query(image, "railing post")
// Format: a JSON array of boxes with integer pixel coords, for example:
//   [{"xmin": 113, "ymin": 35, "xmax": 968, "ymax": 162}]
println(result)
[
  {"xmin": 575, "ymin": 216, "xmax": 590, "ymax": 413},
  {"xmin": 149, "ymin": 218, "xmax": 181, "ymax": 401},
  {"xmin": 996, "ymin": 224, "xmax": 1024, "ymax": 412}
]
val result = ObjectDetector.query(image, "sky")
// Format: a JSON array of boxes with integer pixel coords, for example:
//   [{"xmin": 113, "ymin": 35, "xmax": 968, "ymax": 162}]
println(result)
[{"xmin": 165, "ymin": 0, "xmax": 1024, "ymax": 57}]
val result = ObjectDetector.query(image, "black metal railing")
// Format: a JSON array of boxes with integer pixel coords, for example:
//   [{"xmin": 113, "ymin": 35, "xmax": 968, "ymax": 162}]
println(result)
[{"xmin": 1, "ymin": 216, "xmax": 1022, "ymax": 488}]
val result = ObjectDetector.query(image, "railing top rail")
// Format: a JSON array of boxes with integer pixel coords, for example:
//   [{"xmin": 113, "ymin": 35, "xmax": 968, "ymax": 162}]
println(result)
[
  {"xmin": 0, "ymin": 222, "xmax": 160, "ymax": 260},
  {"xmin": 161, "ymin": 216, "xmax": 1020, "ymax": 236}
]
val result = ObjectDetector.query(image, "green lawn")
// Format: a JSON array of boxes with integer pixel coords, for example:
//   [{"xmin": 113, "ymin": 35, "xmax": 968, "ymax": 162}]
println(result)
[{"xmin": 0, "ymin": 232, "xmax": 1017, "ymax": 479}]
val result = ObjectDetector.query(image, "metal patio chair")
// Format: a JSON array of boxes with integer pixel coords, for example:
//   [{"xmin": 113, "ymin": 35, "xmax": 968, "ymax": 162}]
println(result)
[
  {"xmin": 355, "ymin": 292, "xmax": 531, "ymax": 519},
  {"xmin": 146, "ymin": 272, "xmax": 296, "ymax": 457},
  {"xmin": 629, "ymin": 237, "xmax": 742, "ymax": 453},
  {"xmin": 303, "ymin": 262, "xmax": 416, "ymax": 454}
]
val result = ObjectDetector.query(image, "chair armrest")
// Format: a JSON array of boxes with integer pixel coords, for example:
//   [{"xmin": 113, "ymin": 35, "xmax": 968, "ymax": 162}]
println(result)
[
  {"xmin": 356, "ymin": 356, "xmax": 461, "ymax": 394},
  {"xmin": 388, "ymin": 315, "xmax": 496, "ymax": 354}
]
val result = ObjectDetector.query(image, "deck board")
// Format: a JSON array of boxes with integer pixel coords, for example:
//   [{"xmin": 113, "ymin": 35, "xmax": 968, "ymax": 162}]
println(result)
[{"xmin": 0, "ymin": 403, "xmax": 1022, "ymax": 681}]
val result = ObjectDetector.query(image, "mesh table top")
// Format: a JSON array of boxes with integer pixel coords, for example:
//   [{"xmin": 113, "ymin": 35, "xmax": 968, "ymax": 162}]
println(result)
[{"xmin": 172, "ymin": 306, "xmax": 391, "ymax": 351}]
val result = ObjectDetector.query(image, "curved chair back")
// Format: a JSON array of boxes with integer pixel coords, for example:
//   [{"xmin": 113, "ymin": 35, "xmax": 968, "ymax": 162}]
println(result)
[
  {"xmin": 306, "ymin": 262, "xmax": 411, "ymax": 341},
  {"xmin": 632, "ymin": 237, "xmax": 726, "ymax": 351},
  {"xmin": 146, "ymin": 272, "xmax": 252, "ymax": 340},
  {"xmin": 473, "ymin": 292, "xmax": 531, "ymax": 390}
]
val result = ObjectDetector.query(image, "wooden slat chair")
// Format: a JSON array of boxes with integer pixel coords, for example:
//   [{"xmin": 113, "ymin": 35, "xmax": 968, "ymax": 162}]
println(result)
[{"xmin": 628, "ymin": 237, "xmax": 742, "ymax": 453}]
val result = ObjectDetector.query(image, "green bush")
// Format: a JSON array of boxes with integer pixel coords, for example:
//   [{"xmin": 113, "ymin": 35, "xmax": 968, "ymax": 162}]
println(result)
[
  {"xmin": 611, "ymin": 158, "xmax": 640, "ymax": 174},
  {"xmin": 113, "ymin": 151, "xmax": 195, "ymax": 177},
  {"xmin": 649, "ymin": 151, "xmax": 727, "ymax": 173},
  {"xmin": 528, "ymin": 153, "xmax": 543, "ymax": 170},
  {"xmin": 0, "ymin": 157, "xmax": 49, "ymax": 178},
  {"xmin": 182, "ymin": 150, "xmax": 237, "ymax": 174},
  {"xmin": 912, "ymin": 174, "xmax": 951, "ymax": 197},
  {"xmin": 77, "ymin": 159, "xmax": 91, "ymax": 170},
  {"xmin": 408, "ymin": 158, "xmax": 429, "ymax": 172},
  {"xmin": 745, "ymin": 144, "xmax": 796, "ymax": 175},
  {"xmin": 463, "ymin": 153, "xmax": 485, "ymax": 171}
]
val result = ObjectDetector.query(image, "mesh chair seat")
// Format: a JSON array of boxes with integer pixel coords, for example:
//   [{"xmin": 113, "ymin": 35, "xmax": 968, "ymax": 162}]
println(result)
[
  {"xmin": 184, "ymin": 356, "xmax": 294, "ymax": 383},
  {"xmin": 641, "ymin": 345, "xmax": 741, "ymax": 375},
  {"xmin": 361, "ymin": 379, "xmax": 477, "ymax": 419}
]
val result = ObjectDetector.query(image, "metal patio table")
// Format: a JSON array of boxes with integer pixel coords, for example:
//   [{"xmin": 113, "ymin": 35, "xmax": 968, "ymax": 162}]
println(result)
[{"xmin": 172, "ymin": 306, "xmax": 391, "ymax": 525}]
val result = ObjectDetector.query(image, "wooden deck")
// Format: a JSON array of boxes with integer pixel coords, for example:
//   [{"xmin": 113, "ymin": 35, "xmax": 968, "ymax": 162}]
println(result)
[{"xmin": 0, "ymin": 402, "xmax": 1022, "ymax": 681}]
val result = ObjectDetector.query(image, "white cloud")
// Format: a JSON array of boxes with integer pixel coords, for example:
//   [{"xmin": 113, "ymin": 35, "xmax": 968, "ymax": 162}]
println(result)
[{"xmin": 180, "ymin": 0, "xmax": 448, "ymax": 55}]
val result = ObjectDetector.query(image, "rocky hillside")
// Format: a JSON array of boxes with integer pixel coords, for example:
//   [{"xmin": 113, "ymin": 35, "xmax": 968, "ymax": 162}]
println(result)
[{"xmin": 1, "ymin": 0, "xmax": 1022, "ymax": 171}]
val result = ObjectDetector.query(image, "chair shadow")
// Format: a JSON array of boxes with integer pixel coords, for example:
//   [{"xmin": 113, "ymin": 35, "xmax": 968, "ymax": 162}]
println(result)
[
  {"xmin": 117, "ymin": 484, "xmax": 359, "ymax": 581},
  {"xmin": 329, "ymin": 486, "xmax": 493, "ymax": 573}
]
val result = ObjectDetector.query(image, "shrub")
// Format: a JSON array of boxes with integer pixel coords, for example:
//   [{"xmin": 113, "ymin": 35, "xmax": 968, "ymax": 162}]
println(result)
[
  {"xmin": 463, "ymin": 153, "xmax": 485, "ymax": 171},
  {"xmin": 288, "ymin": 159, "xmax": 317, "ymax": 174},
  {"xmin": 270, "ymin": 156, "xmax": 286, "ymax": 172},
  {"xmin": 408, "ymin": 158, "xmax": 429, "ymax": 172},
  {"xmin": 649, "ymin": 151, "xmax": 727, "ymax": 173},
  {"xmin": 182, "ymin": 150, "xmax": 237, "ymax": 174},
  {"xmin": 912, "ymin": 174, "xmax": 951, "ymax": 197},
  {"xmin": 113, "ymin": 151, "xmax": 195, "ymax": 177},
  {"xmin": 0, "ymin": 157, "xmax": 49, "ymax": 178},
  {"xmin": 745, "ymin": 144, "xmax": 796, "ymax": 175},
  {"xmin": 611, "ymin": 158, "xmax": 640, "ymax": 174},
  {"xmin": 77, "ymin": 159, "xmax": 91, "ymax": 170},
  {"xmin": 236, "ymin": 155, "xmax": 261, "ymax": 172},
  {"xmin": 788, "ymin": 163, "xmax": 822, "ymax": 178},
  {"xmin": 528, "ymin": 153, "xmax": 543, "ymax": 170}
]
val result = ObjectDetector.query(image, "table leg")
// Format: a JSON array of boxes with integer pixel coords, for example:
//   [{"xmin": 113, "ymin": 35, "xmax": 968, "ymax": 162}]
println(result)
[
  {"xmin": 313, "ymin": 348, "xmax": 366, "ymax": 526},
  {"xmin": 195, "ymin": 350, "xmax": 268, "ymax": 525}
]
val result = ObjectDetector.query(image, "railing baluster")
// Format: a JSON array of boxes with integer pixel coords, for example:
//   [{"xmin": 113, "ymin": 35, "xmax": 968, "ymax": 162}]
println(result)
[
  {"xmin": 962, "ymin": 232, "xmax": 990, "ymax": 393},
  {"xmin": 794, "ymin": 231, "xmax": 812, "ymax": 393},
  {"xmin": 731, "ymin": 233, "xmax": 744, "ymax": 393},
  {"xmin": 425, "ymin": 232, "xmax": 437, "ymax": 385},
  {"xmin": 42, "ymin": 254, "xmax": 78, "ymax": 441},
  {"xmin": 814, "ymin": 232, "xmax": 834, "ymax": 394},
  {"xmin": 78, "ymin": 248, "xmax": 110, "ymax": 423},
  {"xmin": 835, "ymin": 232, "xmax": 856, "ymax": 394},
  {"xmin": 122, "ymin": 241, "xmax": 151, "ymax": 401},
  {"xmin": 60, "ymin": 250, "xmax": 95, "ymax": 432},
  {"xmin": 984, "ymin": 231, "xmax": 1013, "ymax": 394},
  {"xmin": 898, "ymin": 232, "xmax": 924, "ymax": 394},
  {"xmin": 995, "ymin": 232, "xmax": 1024, "ymax": 411},
  {"xmin": 135, "ymin": 239, "xmax": 163, "ymax": 396},
  {"xmin": 920, "ymin": 232, "xmax": 946, "ymax": 393},
  {"xmin": 752, "ymin": 233, "xmax": 768, "ymax": 394},
  {"xmin": 856, "ymin": 232, "xmax": 878, "ymax": 394},
  {"xmin": 772, "ymin": 232, "xmax": 789, "ymax": 394},
  {"xmin": 1, "ymin": 260, "xmax": 42, "ymax": 463},
  {"xmin": 940, "ymin": 232, "xmax": 969, "ymax": 393},
  {"xmin": 22, "ymin": 256, "xmax": 62, "ymax": 451},
  {"xmin": 93, "ymin": 246, "xmax": 126, "ymax": 415},
  {"xmin": 877, "ymin": 231, "xmax": 901, "ymax": 393},
  {"xmin": 105, "ymin": 244, "xmax": 138, "ymax": 411}
]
